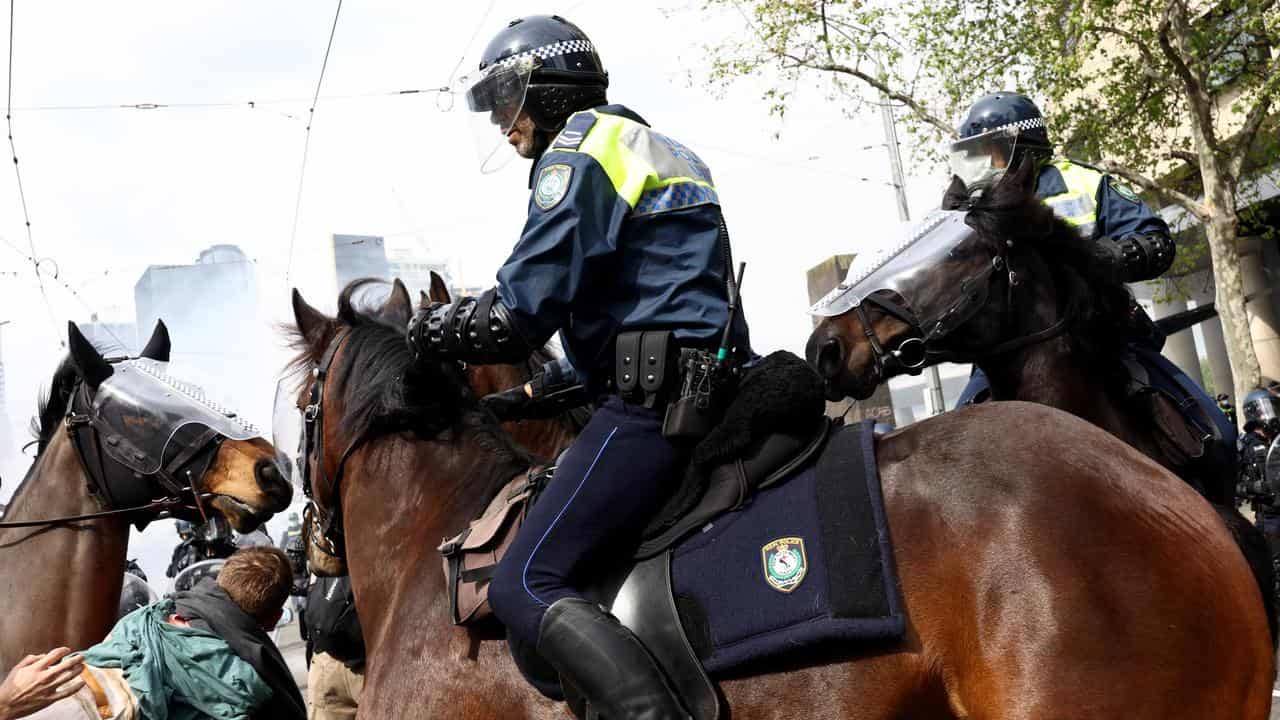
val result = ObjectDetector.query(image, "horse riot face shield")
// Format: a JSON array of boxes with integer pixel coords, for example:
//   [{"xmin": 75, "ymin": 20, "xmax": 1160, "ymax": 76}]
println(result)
[
  {"xmin": 91, "ymin": 358, "xmax": 266, "ymax": 478},
  {"xmin": 809, "ymin": 210, "xmax": 999, "ymax": 372},
  {"xmin": 272, "ymin": 375, "xmax": 307, "ymax": 490},
  {"xmin": 459, "ymin": 54, "xmax": 536, "ymax": 174}
]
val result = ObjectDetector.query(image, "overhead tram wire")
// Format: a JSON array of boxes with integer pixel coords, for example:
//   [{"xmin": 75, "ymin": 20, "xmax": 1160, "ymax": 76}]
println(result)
[
  {"xmin": 284, "ymin": 0, "xmax": 345, "ymax": 288},
  {"xmin": 7, "ymin": 0, "xmax": 60, "ymax": 346},
  {"xmin": 0, "ymin": 236, "xmax": 129, "ymax": 348},
  {"xmin": 8, "ymin": 87, "xmax": 449, "ymax": 114}
]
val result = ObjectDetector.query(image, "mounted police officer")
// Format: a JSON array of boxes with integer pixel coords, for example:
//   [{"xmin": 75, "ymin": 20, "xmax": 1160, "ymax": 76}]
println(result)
[
  {"xmin": 945, "ymin": 92, "xmax": 1179, "ymax": 405},
  {"xmin": 405, "ymin": 15, "xmax": 748, "ymax": 719}
]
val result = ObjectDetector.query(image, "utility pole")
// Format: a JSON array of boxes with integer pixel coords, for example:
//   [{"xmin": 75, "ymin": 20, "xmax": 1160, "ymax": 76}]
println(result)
[{"xmin": 877, "ymin": 82, "xmax": 946, "ymax": 415}]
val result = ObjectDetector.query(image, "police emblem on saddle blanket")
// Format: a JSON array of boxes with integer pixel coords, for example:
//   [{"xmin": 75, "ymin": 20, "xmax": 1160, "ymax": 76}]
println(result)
[
  {"xmin": 534, "ymin": 164, "xmax": 573, "ymax": 210},
  {"xmin": 762, "ymin": 536, "xmax": 807, "ymax": 592}
]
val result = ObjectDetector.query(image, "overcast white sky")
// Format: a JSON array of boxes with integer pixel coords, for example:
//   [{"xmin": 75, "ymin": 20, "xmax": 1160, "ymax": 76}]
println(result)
[{"xmin": 0, "ymin": 0, "xmax": 946, "ymax": 588}]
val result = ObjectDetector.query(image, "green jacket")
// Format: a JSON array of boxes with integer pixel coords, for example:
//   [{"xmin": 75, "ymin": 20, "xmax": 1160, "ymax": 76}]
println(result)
[{"xmin": 83, "ymin": 599, "xmax": 271, "ymax": 720}]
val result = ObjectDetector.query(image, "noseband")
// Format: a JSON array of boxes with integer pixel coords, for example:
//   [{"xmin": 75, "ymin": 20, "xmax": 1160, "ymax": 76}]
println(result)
[
  {"xmin": 856, "ymin": 240, "xmax": 1070, "ymax": 386},
  {"xmin": 0, "ymin": 375, "xmax": 226, "ymax": 529}
]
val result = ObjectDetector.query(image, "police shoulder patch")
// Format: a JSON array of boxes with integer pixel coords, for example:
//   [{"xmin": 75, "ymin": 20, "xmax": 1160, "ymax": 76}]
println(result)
[
  {"xmin": 1112, "ymin": 182, "xmax": 1141, "ymax": 203},
  {"xmin": 534, "ymin": 163, "xmax": 574, "ymax": 211}
]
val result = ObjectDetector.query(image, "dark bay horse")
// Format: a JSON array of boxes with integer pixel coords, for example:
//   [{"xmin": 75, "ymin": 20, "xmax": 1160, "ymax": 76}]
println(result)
[
  {"xmin": 285, "ymin": 281, "xmax": 1274, "ymax": 719},
  {"xmin": 0, "ymin": 322, "xmax": 292, "ymax": 670},
  {"xmin": 805, "ymin": 159, "xmax": 1276, "ymax": 640}
]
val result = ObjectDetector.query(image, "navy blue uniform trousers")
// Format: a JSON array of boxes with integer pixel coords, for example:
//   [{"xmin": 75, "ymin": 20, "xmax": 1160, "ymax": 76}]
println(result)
[{"xmin": 489, "ymin": 395, "xmax": 684, "ymax": 646}]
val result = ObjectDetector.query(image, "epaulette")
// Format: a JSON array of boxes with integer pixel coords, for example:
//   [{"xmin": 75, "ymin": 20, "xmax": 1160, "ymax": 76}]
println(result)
[
  {"xmin": 1060, "ymin": 157, "xmax": 1107, "ymax": 174},
  {"xmin": 550, "ymin": 112, "xmax": 598, "ymax": 151}
]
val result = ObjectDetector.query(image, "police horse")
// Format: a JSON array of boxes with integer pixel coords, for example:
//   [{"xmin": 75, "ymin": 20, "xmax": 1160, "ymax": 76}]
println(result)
[
  {"xmin": 281, "ymin": 280, "xmax": 1274, "ymax": 719},
  {"xmin": 806, "ymin": 159, "xmax": 1276, "ymax": 643},
  {"xmin": 0, "ymin": 322, "xmax": 292, "ymax": 670}
]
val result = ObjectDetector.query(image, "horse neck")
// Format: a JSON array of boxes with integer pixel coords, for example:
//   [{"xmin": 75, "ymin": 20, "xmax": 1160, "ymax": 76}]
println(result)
[
  {"xmin": 977, "ymin": 264, "xmax": 1136, "ymax": 438},
  {"xmin": 0, "ymin": 431, "xmax": 129, "ymax": 668},
  {"xmin": 340, "ymin": 421, "xmax": 527, "ymax": 649}
]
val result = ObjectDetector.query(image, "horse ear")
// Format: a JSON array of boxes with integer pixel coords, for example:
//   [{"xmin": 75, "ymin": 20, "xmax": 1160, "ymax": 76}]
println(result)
[
  {"xmin": 428, "ymin": 271, "xmax": 452, "ymax": 304},
  {"xmin": 374, "ymin": 278, "xmax": 413, "ymax": 328},
  {"xmin": 67, "ymin": 322, "xmax": 114, "ymax": 388},
  {"xmin": 292, "ymin": 289, "xmax": 330, "ymax": 349},
  {"xmin": 139, "ymin": 320, "xmax": 171, "ymax": 362}
]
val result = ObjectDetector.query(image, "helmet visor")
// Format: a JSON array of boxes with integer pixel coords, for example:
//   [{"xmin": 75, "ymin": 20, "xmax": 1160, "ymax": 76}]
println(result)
[
  {"xmin": 947, "ymin": 127, "xmax": 1020, "ymax": 191},
  {"xmin": 458, "ymin": 56, "xmax": 535, "ymax": 174}
]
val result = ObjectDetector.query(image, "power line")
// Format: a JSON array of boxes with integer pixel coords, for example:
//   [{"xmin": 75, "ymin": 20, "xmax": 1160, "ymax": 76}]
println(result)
[
  {"xmin": 284, "ymin": 0, "xmax": 345, "ymax": 288},
  {"xmin": 6, "ymin": 0, "xmax": 59, "ymax": 346},
  {"xmin": 0, "ymin": 236, "xmax": 129, "ymax": 348},
  {"xmin": 8, "ymin": 87, "xmax": 448, "ymax": 114}
]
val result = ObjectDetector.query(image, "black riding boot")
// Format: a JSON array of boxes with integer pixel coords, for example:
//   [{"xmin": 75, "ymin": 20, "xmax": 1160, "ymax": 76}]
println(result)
[{"xmin": 537, "ymin": 598, "xmax": 690, "ymax": 720}]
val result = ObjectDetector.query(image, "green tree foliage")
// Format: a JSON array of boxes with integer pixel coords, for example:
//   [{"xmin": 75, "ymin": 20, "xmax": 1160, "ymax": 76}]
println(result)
[{"xmin": 708, "ymin": 0, "xmax": 1280, "ymax": 403}]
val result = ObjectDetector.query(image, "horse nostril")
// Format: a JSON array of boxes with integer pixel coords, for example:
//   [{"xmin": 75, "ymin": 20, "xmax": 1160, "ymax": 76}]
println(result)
[
  {"xmin": 255, "ymin": 459, "xmax": 292, "ymax": 505},
  {"xmin": 817, "ymin": 338, "xmax": 845, "ymax": 380}
]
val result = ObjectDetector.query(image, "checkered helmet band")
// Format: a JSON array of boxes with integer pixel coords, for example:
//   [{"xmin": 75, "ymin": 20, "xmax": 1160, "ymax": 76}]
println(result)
[{"xmin": 496, "ymin": 40, "xmax": 596, "ymax": 70}]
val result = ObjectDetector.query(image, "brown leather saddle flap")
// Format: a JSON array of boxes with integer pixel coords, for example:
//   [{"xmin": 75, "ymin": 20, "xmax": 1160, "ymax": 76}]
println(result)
[{"xmin": 439, "ymin": 471, "xmax": 541, "ymax": 625}]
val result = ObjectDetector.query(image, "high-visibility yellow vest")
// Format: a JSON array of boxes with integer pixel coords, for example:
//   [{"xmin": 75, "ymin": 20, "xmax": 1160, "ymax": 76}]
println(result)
[
  {"xmin": 1042, "ymin": 159, "xmax": 1103, "ymax": 237},
  {"xmin": 550, "ymin": 109, "xmax": 719, "ymax": 217}
]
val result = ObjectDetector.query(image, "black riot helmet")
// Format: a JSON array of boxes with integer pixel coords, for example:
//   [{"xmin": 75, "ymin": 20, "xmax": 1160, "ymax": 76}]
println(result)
[
  {"xmin": 949, "ymin": 92, "xmax": 1053, "ymax": 191},
  {"xmin": 467, "ymin": 15, "xmax": 609, "ymax": 135},
  {"xmin": 1243, "ymin": 388, "xmax": 1280, "ymax": 432}
]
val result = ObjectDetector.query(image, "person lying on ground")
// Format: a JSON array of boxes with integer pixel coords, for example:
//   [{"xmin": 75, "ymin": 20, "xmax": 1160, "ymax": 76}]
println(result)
[{"xmin": 18, "ymin": 546, "xmax": 306, "ymax": 720}]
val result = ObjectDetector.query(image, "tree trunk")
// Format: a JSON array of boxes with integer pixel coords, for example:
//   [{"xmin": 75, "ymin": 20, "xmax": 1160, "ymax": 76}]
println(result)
[{"xmin": 1204, "ymin": 205, "xmax": 1262, "ymax": 407}]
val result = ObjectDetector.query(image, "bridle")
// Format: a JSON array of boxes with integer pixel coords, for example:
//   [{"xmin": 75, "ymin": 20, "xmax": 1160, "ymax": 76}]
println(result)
[
  {"xmin": 0, "ymin": 373, "xmax": 226, "ymax": 530},
  {"xmin": 297, "ymin": 328, "xmax": 373, "ymax": 562},
  {"xmin": 855, "ymin": 237, "xmax": 1070, "ymax": 387}
]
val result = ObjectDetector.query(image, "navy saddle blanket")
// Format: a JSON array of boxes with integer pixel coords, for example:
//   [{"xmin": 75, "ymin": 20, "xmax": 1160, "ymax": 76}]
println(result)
[{"xmin": 668, "ymin": 419, "xmax": 904, "ymax": 674}]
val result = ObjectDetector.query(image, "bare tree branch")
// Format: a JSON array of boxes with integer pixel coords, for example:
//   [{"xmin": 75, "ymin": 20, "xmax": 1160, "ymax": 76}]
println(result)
[
  {"xmin": 1094, "ymin": 158, "xmax": 1208, "ymax": 219},
  {"xmin": 780, "ymin": 53, "xmax": 956, "ymax": 136}
]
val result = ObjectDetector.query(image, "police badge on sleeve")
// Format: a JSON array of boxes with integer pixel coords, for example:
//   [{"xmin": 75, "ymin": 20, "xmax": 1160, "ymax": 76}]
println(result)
[
  {"xmin": 761, "ymin": 537, "xmax": 808, "ymax": 593},
  {"xmin": 534, "ymin": 163, "xmax": 573, "ymax": 210}
]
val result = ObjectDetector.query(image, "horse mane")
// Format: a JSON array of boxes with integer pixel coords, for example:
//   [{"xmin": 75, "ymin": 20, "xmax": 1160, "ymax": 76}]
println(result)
[
  {"xmin": 29, "ymin": 356, "xmax": 80, "ymax": 457},
  {"xmin": 284, "ymin": 280, "xmax": 536, "ymax": 489},
  {"xmin": 967, "ymin": 163, "xmax": 1132, "ymax": 368}
]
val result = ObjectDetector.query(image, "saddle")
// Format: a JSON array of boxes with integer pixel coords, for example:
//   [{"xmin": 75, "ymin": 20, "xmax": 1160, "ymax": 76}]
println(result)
[{"xmin": 438, "ymin": 351, "xmax": 831, "ymax": 719}]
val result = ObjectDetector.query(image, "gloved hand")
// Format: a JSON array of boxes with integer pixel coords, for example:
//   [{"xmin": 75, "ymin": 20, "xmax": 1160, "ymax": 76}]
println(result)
[
  {"xmin": 941, "ymin": 175, "xmax": 971, "ymax": 211},
  {"xmin": 480, "ymin": 383, "xmax": 534, "ymax": 421},
  {"xmin": 405, "ymin": 302, "xmax": 444, "ymax": 363}
]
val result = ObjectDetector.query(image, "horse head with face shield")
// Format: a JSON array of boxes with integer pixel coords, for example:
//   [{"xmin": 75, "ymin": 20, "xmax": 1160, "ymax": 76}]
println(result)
[{"xmin": 0, "ymin": 321, "xmax": 292, "ymax": 669}]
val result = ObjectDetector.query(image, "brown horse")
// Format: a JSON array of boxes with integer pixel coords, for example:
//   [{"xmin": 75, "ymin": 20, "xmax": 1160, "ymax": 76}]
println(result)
[
  {"xmin": 286, "ymin": 281, "xmax": 1274, "ymax": 719},
  {"xmin": 806, "ymin": 159, "xmax": 1276, "ymax": 640},
  {"xmin": 0, "ymin": 321, "xmax": 292, "ymax": 670}
]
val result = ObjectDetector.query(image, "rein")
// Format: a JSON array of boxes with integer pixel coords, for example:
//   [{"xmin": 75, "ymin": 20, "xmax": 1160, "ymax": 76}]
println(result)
[{"xmin": 0, "ymin": 495, "xmax": 212, "ymax": 528}]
